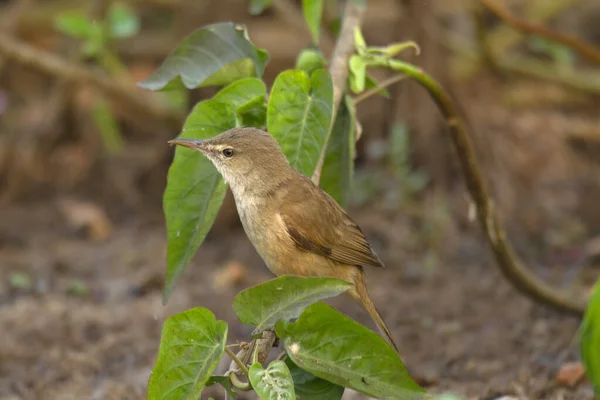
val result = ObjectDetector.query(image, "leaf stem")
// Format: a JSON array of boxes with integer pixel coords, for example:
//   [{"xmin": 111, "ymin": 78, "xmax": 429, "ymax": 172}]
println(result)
[
  {"xmin": 352, "ymin": 74, "xmax": 407, "ymax": 105},
  {"xmin": 225, "ymin": 347, "xmax": 250, "ymax": 376}
]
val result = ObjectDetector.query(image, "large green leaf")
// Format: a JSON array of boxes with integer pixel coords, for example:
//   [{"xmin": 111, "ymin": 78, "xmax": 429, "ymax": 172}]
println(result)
[
  {"xmin": 249, "ymin": 361, "xmax": 296, "ymax": 400},
  {"xmin": 276, "ymin": 303, "xmax": 425, "ymax": 400},
  {"xmin": 139, "ymin": 23, "xmax": 269, "ymax": 91},
  {"xmin": 233, "ymin": 276, "xmax": 352, "ymax": 334},
  {"xmin": 320, "ymin": 95, "xmax": 355, "ymax": 207},
  {"xmin": 302, "ymin": 0, "xmax": 323, "ymax": 44},
  {"xmin": 214, "ymin": 77, "xmax": 267, "ymax": 128},
  {"xmin": 267, "ymin": 69, "xmax": 334, "ymax": 177},
  {"xmin": 285, "ymin": 357, "xmax": 344, "ymax": 400},
  {"xmin": 148, "ymin": 308, "xmax": 228, "ymax": 400},
  {"xmin": 582, "ymin": 281, "xmax": 600, "ymax": 395},
  {"xmin": 213, "ymin": 77, "xmax": 266, "ymax": 109},
  {"xmin": 163, "ymin": 79, "xmax": 267, "ymax": 303},
  {"xmin": 163, "ymin": 101, "xmax": 231, "ymax": 303}
]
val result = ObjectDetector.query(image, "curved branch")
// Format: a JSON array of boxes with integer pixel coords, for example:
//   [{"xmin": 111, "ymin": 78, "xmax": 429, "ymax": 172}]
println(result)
[
  {"xmin": 391, "ymin": 61, "xmax": 588, "ymax": 315},
  {"xmin": 480, "ymin": 0, "xmax": 600, "ymax": 65}
]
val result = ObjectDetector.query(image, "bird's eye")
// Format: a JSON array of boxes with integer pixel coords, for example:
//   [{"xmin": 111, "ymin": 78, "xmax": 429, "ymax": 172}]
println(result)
[{"xmin": 222, "ymin": 148, "xmax": 234, "ymax": 158}]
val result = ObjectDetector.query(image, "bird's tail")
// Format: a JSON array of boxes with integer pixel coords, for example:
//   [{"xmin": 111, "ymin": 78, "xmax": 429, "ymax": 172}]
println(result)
[{"xmin": 353, "ymin": 268, "xmax": 400, "ymax": 355}]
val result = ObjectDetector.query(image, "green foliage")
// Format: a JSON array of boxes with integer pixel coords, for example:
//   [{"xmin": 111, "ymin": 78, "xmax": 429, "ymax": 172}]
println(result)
[
  {"xmin": 286, "ymin": 358, "xmax": 345, "ymax": 400},
  {"xmin": 162, "ymin": 79, "xmax": 266, "ymax": 302},
  {"xmin": 140, "ymin": 7, "xmax": 437, "ymax": 398},
  {"xmin": 267, "ymin": 69, "xmax": 334, "ymax": 177},
  {"xmin": 108, "ymin": 3, "xmax": 140, "ymax": 38},
  {"xmin": 233, "ymin": 276, "xmax": 352, "ymax": 334},
  {"xmin": 276, "ymin": 302, "xmax": 425, "ymax": 400},
  {"xmin": 320, "ymin": 96, "xmax": 356, "ymax": 207},
  {"xmin": 163, "ymin": 78, "xmax": 266, "ymax": 302},
  {"xmin": 302, "ymin": 0, "xmax": 324, "ymax": 45},
  {"xmin": 250, "ymin": 361, "xmax": 296, "ymax": 400},
  {"xmin": 206, "ymin": 375, "xmax": 237, "ymax": 398},
  {"xmin": 54, "ymin": 2, "xmax": 140, "ymax": 56},
  {"xmin": 148, "ymin": 308, "xmax": 228, "ymax": 400},
  {"xmin": 528, "ymin": 36, "xmax": 576, "ymax": 69},
  {"xmin": 139, "ymin": 23, "xmax": 268, "ymax": 91},
  {"xmin": 581, "ymin": 281, "xmax": 600, "ymax": 394},
  {"xmin": 54, "ymin": 10, "xmax": 104, "ymax": 56},
  {"xmin": 296, "ymin": 49, "xmax": 327, "ymax": 74}
]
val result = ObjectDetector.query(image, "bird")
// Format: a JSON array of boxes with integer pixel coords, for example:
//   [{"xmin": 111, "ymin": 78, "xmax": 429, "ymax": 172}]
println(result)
[{"xmin": 169, "ymin": 127, "xmax": 399, "ymax": 353}]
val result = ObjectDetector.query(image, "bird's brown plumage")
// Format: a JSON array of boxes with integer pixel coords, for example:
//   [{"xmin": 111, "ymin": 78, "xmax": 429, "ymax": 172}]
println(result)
[{"xmin": 169, "ymin": 127, "xmax": 400, "ymax": 354}]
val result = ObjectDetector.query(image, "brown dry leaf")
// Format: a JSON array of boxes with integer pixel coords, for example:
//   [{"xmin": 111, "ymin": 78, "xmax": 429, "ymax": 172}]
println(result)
[
  {"xmin": 58, "ymin": 198, "xmax": 112, "ymax": 242},
  {"xmin": 213, "ymin": 260, "xmax": 247, "ymax": 291},
  {"xmin": 555, "ymin": 361, "xmax": 586, "ymax": 388}
]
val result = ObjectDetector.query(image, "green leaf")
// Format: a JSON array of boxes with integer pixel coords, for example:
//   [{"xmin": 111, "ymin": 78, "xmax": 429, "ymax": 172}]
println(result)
[
  {"xmin": 320, "ymin": 95, "xmax": 355, "ymax": 207},
  {"xmin": 285, "ymin": 357, "xmax": 344, "ymax": 400},
  {"xmin": 249, "ymin": 0, "xmax": 273, "ymax": 15},
  {"xmin": 163, "ymin": 99, "xmax": 235, "ymax": 303},
  {"xmin": 213, "ymin": 77, "xmax": 267, "ymax": 128},
  {"xmin": 348, "ymin": 55, "xmax": 366, "ymax": 93},
  {"xmin": 354, "ymin": 27, "xmax": 366, "ymax": 52},
  {"xmin": 302, "ymin": 0, "xmax": 323, "ymax": 44},
  {"xmin": 267, "ymin": 69, "xmax": 334, "ymax": 177},
  {"xmin": 213, "ymin": 77, "xmax": 266, "ymax": 110},
  {"xmin": 364, "ymin": 74, "xmax": 390, "ymax": 98},
  {"xmin": 296, "ymin": 49, "xmax": 327, "ymax": 74},
  {"xmin": 276, "ymin": 303, "xmax": 425, "ymax": 400},
  {"xmin": 54, "ymin": 11, "xmax": 98, "ymax": 39},
  {"xmin": 582, "ymin": 281, "xmax": 600, "ymax": 395},
  {"xmin": 139, "ymin": 23, "xmax": 269, "ymax": 91},
  {"xmin": 233, "ymin": 276, "xmax": 352, "ymax": 334},
  {"xmin": 148, "ymin": 308, "xmax": 228, "ymax": 400},
  {"xmin": 249, "ymin": 361, "xmax": 296, "ymax": 400},
  {"xmin": 108, "ymin": 2, "xmax": 140, "ymax": 39},
  {"xmin": 206, "ymin": 375, "xmax": 237, "ymax": 398}
]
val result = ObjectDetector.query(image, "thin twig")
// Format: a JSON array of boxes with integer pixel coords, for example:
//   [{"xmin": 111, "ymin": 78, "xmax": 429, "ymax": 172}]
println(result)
[
  {"xmin": 312, "ymin": 0, "xmax": 365, "ymax": 185},
  {"xmin": 352, "ymin": 74, "xmax": 407, "ymax": 105},
  {"xmin": 384, "ymin": 60, "xmax": 588, "ymax": 315},
  {"xmin": 480, "ymin": 0, "xmax": 600, "ymax": 65},
  {"xmin": 0, "ymin": 33, "xmax": 185, "ymax": 127},
  {"xmin": 224, "ymin": 347, "xmax": 249, "ymax": 376}
]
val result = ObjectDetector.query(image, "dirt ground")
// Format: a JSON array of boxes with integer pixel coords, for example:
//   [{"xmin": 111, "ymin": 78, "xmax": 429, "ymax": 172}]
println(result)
[{"xmin": 0, "ymin": 198, "xmax": 594, "ymax": 400}]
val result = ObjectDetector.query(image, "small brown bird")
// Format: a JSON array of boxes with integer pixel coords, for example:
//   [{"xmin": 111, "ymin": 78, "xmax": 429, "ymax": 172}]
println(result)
[{"xmin": 169, "ymin": 127, "xmax": 399, "ymax": 353}]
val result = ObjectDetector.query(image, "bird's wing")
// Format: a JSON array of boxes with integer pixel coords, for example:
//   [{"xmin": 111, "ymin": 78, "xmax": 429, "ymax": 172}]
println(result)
[{"xmin": 278, "ymin": 176, "xmax": 383, "ymax": 268}]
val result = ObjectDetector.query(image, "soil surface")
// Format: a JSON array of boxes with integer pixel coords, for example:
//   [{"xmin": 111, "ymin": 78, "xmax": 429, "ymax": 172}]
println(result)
[{"xmin": 0, "ymin": 200, "xmax": 594, "ymax": 400}]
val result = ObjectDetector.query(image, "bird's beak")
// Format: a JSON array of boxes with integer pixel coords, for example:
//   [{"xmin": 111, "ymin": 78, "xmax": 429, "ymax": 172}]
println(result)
[{"xmin": 168, "ymin": 138, "xmax": 208, "ymax": 153}]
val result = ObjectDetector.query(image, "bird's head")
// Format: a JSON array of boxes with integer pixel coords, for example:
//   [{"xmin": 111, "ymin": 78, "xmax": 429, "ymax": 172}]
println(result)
[{"xmin": 168, "ymin": 127, "xmax": 291, "ymax": 194}]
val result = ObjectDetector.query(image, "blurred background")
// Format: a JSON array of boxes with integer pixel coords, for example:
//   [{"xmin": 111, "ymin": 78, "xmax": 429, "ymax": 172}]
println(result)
[{"xmin": 1, "ymin": 0, "xmax": 599, "ymax": 398}]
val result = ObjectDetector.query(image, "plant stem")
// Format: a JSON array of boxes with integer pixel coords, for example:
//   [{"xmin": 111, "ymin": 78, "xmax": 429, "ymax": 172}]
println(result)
[
  {"xmin": 379, "ymin": 58, "xmax": 588, "ymax": 315},
  {"xmin": 224, "ymin": 347, "xmax": 249, "ymax": 376},
  {"xmin": 312, "ymin": 0, "xmax": 365, "ymax": 186},
  {"xmin": 352, "ymin": 74, "xmax": 407, "ymax": 105}
]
